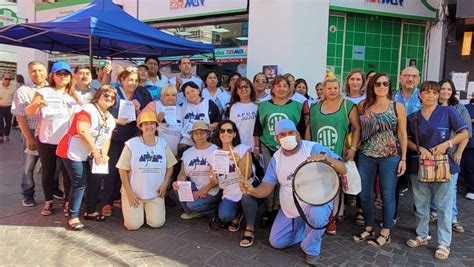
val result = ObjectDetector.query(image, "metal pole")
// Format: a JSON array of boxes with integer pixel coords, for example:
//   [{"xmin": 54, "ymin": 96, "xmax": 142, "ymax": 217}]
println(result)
[{"xmin": 89, "ymin": 35, "xmax": 93, "ymax": 70}]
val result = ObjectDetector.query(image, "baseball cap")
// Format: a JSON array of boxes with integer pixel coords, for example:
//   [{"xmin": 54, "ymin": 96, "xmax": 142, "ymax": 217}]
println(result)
[
  {"xmin": 96, "ymin": 61, "xmax": 109, "ymax": 70},
  {"xmin": 188, "ymin": 121, "xmax": 210, "ymax": 134},
  {"xmin": 137, "ymin": 112, "xmax": 158, "ymax": 126},
  {"xmin": 275, "ymin": 119, "xmax": 297, "ymax": 135},
  {"xmin": 51, "ymin": 62, "xmax": 71, "ymax": 73}
]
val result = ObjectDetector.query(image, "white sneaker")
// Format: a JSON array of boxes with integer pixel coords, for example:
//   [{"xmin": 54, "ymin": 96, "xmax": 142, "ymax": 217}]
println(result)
[
  {"xmin": 465, "ymin": 193, "xmax": 474, "ymax": 200},
  {"xmin": 180, "ymin": 212, "xmax": 203, "ymax": 220}
]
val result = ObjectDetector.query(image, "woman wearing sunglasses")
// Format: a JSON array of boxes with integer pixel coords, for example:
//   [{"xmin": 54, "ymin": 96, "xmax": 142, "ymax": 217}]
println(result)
[
  {"xmin": 353, "ymin": 73, "xmax": 407, "ymax": 247},
  {"xmin": 56, "ymin": 86, "xmax": 116, "ymax": 230},
  {"xmin": 228, "ymin": 77, "xmax": 258, "ymax": 149},
  {"xmin": 210, "ymin": 120, "xmax": 261, "ymax": 247},
  {"xmin": 26, "ymin": 62, "xmax": 80, "ymax": 217},
  {"xmin": 102, "ymin": 68, "xmax": 151, "ymax": 217}
]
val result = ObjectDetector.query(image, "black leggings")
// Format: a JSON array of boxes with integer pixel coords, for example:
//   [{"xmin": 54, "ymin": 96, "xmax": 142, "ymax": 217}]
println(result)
[
  {"xmin": 0, "ymin": 106, "xmax": 12, "ymax": 137},
  {"xmin": 36, "ymin": 139, "xmax": 70, "ymax": 201}
]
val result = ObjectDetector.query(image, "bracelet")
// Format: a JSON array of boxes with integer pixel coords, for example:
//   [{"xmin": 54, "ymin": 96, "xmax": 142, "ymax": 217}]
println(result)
[
  {"xmin": 349, "ymin": 147, "xmax": 357, "ymax": 152},
  {"xmin": 400, "ymin": 159, "xmax": 406, "ymax": 162},
  {"xmin": 253, "ymin": 147, "xmax": 260, "ymax": 150},
  {"xmin": 447, "ymin": 140, "xmax": 453, "ymax": 148}
]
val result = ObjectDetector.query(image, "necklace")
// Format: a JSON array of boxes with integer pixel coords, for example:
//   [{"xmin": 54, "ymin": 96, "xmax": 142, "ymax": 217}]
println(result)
[{"xmin": 140, "ymin": 136, "xmax": 157, "ymax": 164}]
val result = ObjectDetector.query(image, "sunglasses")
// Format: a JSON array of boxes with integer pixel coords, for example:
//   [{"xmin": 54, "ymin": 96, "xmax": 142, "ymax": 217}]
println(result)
[
  {"xmin": 219, "ymin": 128, "xmax": 234, "ymax": 134},
  {"xmin": 55, "ymin": 71, "xmax": 70, "ymax": 76},
  {"xmin": 238, "ymin": 85, "xmax": 250, "ymax": 90},
  {"xmin": 374, "ymin": 81, "xmax": 390, "ymax": 87},
  {"xmin": 102, "ymin": 93, "xmax": 116, "ymax": 100}
]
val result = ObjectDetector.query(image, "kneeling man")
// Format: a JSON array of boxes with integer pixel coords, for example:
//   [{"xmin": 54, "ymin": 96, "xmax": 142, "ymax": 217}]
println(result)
[{"xmin": 241, "ymin": 119, "xmax": 346, "ymax": 265}]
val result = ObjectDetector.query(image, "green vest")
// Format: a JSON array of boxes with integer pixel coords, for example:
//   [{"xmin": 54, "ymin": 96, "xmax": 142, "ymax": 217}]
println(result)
[
  {"xmin": 309, "ymin": 99, "xmax": 354, "ymax": 156},
  {"xmin": 258, "ymin": 100, "xmax": 303, "ymax": 152}
]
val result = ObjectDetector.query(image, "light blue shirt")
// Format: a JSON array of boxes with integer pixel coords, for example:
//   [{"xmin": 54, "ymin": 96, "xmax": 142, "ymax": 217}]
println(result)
[{"xmin": 394, "ymin": 88, "xmax": 422, "ymax": 115}]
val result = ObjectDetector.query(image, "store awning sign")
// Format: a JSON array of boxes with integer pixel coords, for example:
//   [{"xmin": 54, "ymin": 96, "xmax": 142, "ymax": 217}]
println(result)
[
  {"xmin": 330, "ymin": 0, "xmax": 439, "ymax": 20},
  {"xmin": 0, "ymin": 8, "xmax": 19, "ymax": 27}
]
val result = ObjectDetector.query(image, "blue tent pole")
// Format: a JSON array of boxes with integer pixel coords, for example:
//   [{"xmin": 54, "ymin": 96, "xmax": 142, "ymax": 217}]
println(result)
[{"xmin": 89, "ymin": 35, "xmax": 93, "ymax": 70}]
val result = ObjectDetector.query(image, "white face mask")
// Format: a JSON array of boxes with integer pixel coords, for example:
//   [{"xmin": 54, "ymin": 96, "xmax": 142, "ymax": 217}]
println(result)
[{"xmin": 279, "ymin": 135, "xmax": 298, "ymax": 151}]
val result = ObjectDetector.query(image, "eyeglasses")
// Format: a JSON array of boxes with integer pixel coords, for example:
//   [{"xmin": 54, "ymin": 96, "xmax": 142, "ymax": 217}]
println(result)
[
  {"xmin": 192, "ymin": 130, "xmax": 207, "ymax": 136},
  {"xmin": 402, "ymin": 74, "xmax": 418, "ymax": 79},
  {"xmin": 238, "ymin": 85, "xmax": 250, "ymax": 90},
  {"xmin": 102, "ymin": 93, "xmax": 116, "ymax": 100},
  {"xmin": 374, "ymin": 81, "xmax": 390, "ymax": 87},
  {"xmin": 219, "ymin": 128, "xmax": 234, "ymax": 134},
  {"xmin": 55, "ymin": 71, "xmax": 70, "ymax": 76}
]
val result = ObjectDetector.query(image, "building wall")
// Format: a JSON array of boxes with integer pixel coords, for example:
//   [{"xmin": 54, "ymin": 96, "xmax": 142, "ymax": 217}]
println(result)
[{"xmin": 246, "ymin": 0, "xmax": 329, "ymax": 95}]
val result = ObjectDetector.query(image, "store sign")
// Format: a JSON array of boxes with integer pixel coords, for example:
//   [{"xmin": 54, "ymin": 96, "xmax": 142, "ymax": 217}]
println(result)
[
  {"xmin": 330, "ymin": 0, "xmax": 439, "ymax": 20},
  {"xmin": 0, "ymin": 8, "xmax": 19, "ymax": 27},
  {"xmin": 160, "ymin": 47, "xmax": 247, "ymax": 64},
  {"xmin": 139, "ymin": 0, "xmax": 247, "ymax": 22}
]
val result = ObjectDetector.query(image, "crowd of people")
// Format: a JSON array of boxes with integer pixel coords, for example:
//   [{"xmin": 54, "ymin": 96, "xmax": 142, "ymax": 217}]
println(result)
[{"xmin": 7, "ymin": 56, "xmax": 474, "ymax": 265}]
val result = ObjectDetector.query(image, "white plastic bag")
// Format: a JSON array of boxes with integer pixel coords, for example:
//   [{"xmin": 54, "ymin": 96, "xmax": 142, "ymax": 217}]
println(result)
[{"xmin": 342, "ymin": 160, "xmax": 361, "ymax": 195}]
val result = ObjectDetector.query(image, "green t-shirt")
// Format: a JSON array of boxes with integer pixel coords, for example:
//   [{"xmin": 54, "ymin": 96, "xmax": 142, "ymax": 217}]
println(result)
[
  {"xmin": 258, "ymin": 100, "xmax": 303, "ymax": 152},
  {"xmin": 309, "ymin": 99, "xmax": 354, "ymax": 156}
]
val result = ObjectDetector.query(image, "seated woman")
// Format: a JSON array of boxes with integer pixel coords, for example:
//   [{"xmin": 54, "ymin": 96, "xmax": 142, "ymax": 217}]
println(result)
[
  {"xmin": 116, "ymin": 112, "xmax": 177, "ymax": 230},
  {"xmin": 172, "ymin": 121, "xmax": 220, "ymax": 219},
  {"xmin": 209, "ymin": 120, "xmax": 261, "ymax": 247}
]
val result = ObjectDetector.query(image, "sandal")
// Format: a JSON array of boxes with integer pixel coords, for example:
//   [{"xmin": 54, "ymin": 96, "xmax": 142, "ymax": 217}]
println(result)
[
  {"xmin": 353, "ymin": 228, "xmax": 375, "ymax": 242},
  {"xmin": 430, "ymin": 212, "xmax": 438, "ymax": 223},
  {"xmin": 452, "ymin": 222, "xmax": 465, "ymax": 233},
  {"xmin": 367, "ymin": 233, "xmax": 391, "ymax": 247},
  {"xmin": 406, "ymin": 236, "xmax": 429, "ymax": 248},
  {"xmin": 84, "ymin": 212, "xmax": 106, "ymax": 222},
  {"xmin": 239, "ymin": 229, "xmax": 255, "ymax": 247},
  {"xmin": 102, "ymin": 205, "xmax": 112, "ymax": 217},
  {"xmin": 374, "ymin": 199, "xmax": 382, "ymax": 210},
  {"xmin": 434, "ymin": 245, "xmax": 450, "ymax": 260},
  {"xmin": 355, "ymin": 211, "xmax": 365, "ymax": 226},
  {"xmin": 228, "ymin": 214, "xmax": 243, "ymax": 232},
  {"xmin": 67, "ymin": 219, "xmax": 84, "ymax": 231}
]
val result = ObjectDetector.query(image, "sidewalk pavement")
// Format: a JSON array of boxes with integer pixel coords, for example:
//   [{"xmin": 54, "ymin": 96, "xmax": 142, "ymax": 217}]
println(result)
[{"xmin": 1, "ymin": 130, "xmax": 473, "ymax": 266}]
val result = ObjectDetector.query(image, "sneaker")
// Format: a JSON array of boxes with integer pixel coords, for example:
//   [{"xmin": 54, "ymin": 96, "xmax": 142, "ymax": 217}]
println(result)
[
  {"xmin": 41, "ymin": 201, "xmax": 53, "ymax": 216},
  {"xmin": 305, "ymin": 254, "xmax": 319, "ymax": 266},
  {"xmin": 52, "ymin": 189, "xmax": 64, "ymax": 200},
  {"xmin": 22, "ymin": 196, "xmax": 36, "ymax": 207},
  {"xmin": 465, "ymin": 193, "xmax": 474, "ymax": 200},
  {"xmin": 326, "ymin": 220, "xmax": 336, "ymax": 235},
  {"xmin": 180, "ymin": 212, "xmax": 203, "ymax": 220}
]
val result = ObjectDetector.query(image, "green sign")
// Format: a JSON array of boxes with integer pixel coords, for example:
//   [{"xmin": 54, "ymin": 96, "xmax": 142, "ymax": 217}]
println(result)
[{"xmin": 0, "ymin": 8, "xmax": 19, "ymax": 27}]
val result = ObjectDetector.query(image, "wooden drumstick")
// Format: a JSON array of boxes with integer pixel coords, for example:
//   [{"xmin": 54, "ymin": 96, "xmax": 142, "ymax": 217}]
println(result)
[{"xmin": 229, "ymin": 144, "xmax": 247, "ymax": 185}]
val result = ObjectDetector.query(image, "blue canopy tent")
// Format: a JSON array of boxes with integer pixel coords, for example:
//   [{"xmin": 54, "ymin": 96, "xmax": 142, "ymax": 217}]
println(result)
[{"xmin": 0, "ymin": 0, "xmax": 214, "ymax": 65}]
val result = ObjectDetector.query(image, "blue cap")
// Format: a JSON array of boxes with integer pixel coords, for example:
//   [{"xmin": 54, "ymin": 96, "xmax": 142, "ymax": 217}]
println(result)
[
  {"xmin": 275, "ymin": 119, "xmax": 296, "ymax": 135},
  {"xmin": 51, "ymin": 62, "xmax": 71, "ymax": 73}
]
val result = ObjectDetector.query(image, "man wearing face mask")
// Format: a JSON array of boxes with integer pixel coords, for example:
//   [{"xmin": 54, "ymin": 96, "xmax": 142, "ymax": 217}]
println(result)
[{"xmin": 241, "ymin": 119, "xmax": 347, "ymax": 265}]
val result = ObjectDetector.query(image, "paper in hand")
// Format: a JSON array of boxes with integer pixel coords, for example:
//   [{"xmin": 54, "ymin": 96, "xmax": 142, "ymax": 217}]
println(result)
[{"xmin": 177, "ymin": 181, "xmax": 194, "ymax": 202}]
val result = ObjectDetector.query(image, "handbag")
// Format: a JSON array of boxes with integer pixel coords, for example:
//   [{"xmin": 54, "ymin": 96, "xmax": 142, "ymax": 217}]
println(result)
[
  {"xmin": 412, "ymin": 112, "xmax": 451, "ymax": 183},
  {"xmin": 343, "ymin": 100, "xmax": 353, "ymax": 148},
  {"xmin": 341, "ymin": 160, "xmax": 362, "ymax": 195}
]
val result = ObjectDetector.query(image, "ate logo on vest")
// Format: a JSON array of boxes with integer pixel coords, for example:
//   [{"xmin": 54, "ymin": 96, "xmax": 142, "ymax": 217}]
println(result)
[
  {"xmin": 316, "ymin": 126, "xmax": 338, "ymax": 150},
  {"xmin": 268, "ymin": 113, "xmax": 289, "ymax": 135}
]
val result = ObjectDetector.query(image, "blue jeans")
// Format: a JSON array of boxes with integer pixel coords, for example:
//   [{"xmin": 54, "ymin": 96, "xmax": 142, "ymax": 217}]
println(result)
[
  {"xmin": 430, "ymin": 173, "xmax": 459, "ymax": 222},
  {"xmin": 241, "ymin": 194, "xmax": 263, "ymax": 227},
  {"xmin": 61, "ymin": 158, "xmax": 102, "ymax": 219},
  {"xmin": 269, "ymin": 201, "xmax": 333, "ymax": 256},
  {"xmin": 20, "ymin": 129, "xmax": 40, "ymax": 198},
  {"xmin": 410, "ymin": 174, "xmax": 454, "ymax": 246},
  {"xmin": 218, "ymin": 198, "xmax": 240, "ymax": 223},
  {"xmin": 357, "ymin": 153, "xmax": 399, "ymax": 229},
  {"xmin": 178, "ymin": 182, "xmax": 220, "ymax": 215}
]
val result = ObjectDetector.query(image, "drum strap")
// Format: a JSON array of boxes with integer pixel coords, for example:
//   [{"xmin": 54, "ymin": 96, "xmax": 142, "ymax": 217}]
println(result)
[{"xmin": 292, "ymin": 187, "xmax": 343, "ymax": 230}]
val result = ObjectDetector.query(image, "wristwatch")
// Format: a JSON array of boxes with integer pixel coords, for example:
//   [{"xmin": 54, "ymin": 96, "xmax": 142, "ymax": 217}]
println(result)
[{"xmin": 447, "ymin": 140, "xmax": 453, "ymax": 148}]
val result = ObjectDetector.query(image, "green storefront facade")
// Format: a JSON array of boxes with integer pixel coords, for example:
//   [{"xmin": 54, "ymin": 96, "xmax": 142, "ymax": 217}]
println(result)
[{"xmin": 326, "ymin": 1, "xmax": 438, "ymax": 84}]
